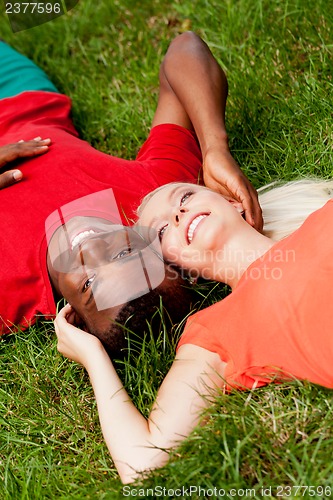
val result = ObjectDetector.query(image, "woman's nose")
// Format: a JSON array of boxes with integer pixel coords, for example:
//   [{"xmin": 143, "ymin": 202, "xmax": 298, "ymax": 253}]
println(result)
[{"xmin": 173, "ymin": 207, "xmax": 187, "ymax": 225}]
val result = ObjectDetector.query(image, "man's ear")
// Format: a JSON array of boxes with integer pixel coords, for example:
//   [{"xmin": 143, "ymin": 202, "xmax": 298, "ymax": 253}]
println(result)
[{"xmin": 72, "ymin": 309, "xmax": 89, "ymax": 331}]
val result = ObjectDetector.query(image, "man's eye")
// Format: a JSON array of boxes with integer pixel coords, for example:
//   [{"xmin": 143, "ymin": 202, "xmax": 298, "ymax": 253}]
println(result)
[
  {"xmin": 82, "ymin": 275, "xmax": 95, "ymax": 292},
  {"xmin": 180, "ymin": 191, "xmax": 193, "ymax": 206},
  {"xmin": 158, "ymin": 225, "xmax": 168, "ymax": 241},
  {"xmin": 114, "ymin": 248, "xmax": 132, "ymax": 259}
]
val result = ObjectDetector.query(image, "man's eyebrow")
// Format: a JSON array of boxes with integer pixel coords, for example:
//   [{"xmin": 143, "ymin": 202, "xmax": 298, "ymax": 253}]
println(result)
[{"xmin": 85, "ymin": 278, "xmax": 103, "ymax": 307}]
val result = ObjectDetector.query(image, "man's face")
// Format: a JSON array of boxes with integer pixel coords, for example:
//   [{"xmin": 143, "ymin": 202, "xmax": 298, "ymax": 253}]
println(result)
[{"xmin": 47, "ymin": 216, "xmax": 165, "ymax": 330}]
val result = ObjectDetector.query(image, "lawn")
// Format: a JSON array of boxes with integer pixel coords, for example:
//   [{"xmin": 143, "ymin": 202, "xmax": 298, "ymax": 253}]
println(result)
[{"xmin": 1, "ymin": 0, "xmax": 333, "ymax": 498}]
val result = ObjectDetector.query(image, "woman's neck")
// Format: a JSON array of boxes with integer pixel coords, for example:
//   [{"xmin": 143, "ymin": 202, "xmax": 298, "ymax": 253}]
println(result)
[{"xmin": 210, "ymin": 229, "xmax": 275, "ymax": 289}]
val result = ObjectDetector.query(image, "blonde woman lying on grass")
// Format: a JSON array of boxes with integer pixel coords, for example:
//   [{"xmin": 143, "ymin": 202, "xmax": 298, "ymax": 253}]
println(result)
[{"xmin": 55, "ymin": 176, "xmax": 333, "ymax": 483}]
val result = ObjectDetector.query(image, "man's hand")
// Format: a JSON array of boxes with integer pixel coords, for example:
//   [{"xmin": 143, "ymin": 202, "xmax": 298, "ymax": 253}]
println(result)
[
  {"xmin": 152, "ymin": 33, "xmax": 263, "ymax": 231},
  {"xmin": 203, "ymin": 146, "xmax": 263, "ymax": 231},
  {"xmin": 0, "ymin": 137, "xmax": 51, "ymax": 190}
]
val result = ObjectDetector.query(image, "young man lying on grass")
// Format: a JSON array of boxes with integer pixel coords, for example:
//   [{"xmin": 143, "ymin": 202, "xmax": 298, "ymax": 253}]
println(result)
[{"xmin": 0, "ymin": 32, "xmax": 261, "ymax": 339}]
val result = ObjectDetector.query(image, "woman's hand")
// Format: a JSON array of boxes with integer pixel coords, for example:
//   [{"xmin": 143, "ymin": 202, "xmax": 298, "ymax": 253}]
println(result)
[
  {"xmin": 203, "ymin": 146, "xmax": 263, "ymax": 231},
  {"xmin": 0, "ymin": 137, "xmax": 51, "ymax": 190},
  {"xmin": 54, "ymin": 304, "xmax": 104, "ymax": 367}
]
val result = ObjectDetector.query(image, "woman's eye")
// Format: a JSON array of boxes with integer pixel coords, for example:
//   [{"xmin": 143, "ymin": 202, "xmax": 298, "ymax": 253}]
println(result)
[
  {"xmin": 158, "ymin": 224, "xmax": 168, "ymax": 241},
  {"xmin": 180, "ymin": 191, "xmax": 193, "ymax": 206},
  {"xmin": 82, "ymin": 275, "xmax": 95, "ymax": 292}
]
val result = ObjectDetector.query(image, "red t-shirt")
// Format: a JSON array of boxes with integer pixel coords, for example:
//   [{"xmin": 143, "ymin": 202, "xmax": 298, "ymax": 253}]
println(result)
[
  {"xmin": 178, "ymin": 200, "xmax": 333, "ymax": 390},
  {"xmin": 0, "ymin": 91, "xmax": 202, "ymax": 333}
]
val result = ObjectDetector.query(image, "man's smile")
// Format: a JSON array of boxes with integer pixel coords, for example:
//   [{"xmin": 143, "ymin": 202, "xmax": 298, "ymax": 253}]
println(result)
[{"xmin": 71, "ymin": 229, "xmax": 98, "ymax": 250}]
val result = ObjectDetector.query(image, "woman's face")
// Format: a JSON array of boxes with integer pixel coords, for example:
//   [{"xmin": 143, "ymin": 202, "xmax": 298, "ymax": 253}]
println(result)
[{"xmin": 137, "ymin": 183, "xmax": 244, "ymax": 279}]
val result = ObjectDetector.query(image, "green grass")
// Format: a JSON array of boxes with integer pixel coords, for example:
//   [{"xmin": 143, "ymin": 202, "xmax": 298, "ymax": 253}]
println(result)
[{"xmin": 1, "ymin": 0, "xmax": 333, "ymax": 498}]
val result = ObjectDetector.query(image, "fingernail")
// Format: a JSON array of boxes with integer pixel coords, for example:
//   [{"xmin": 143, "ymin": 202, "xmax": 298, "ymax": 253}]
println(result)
[
  {"xmin": 33, "ymin": 136, "xmax": 42, "ymax": 141},
  {"xmin": 18, "ymin": 140, "xmax": 24, "ymax": 143},
  {"xmin": 13, "ymin": 170, "xmax": 22, "ymax": 181}
]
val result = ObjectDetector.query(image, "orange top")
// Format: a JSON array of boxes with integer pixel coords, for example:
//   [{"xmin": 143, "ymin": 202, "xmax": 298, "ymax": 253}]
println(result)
[{"xmin": 178, "ymin": 200, "xmax": 333, "ymax": 390}]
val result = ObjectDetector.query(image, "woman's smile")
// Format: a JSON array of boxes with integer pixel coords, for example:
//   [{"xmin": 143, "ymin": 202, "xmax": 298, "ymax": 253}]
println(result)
[{"xmin": 186, "ymin": 213, "xmax": 210, "ymax": 243}]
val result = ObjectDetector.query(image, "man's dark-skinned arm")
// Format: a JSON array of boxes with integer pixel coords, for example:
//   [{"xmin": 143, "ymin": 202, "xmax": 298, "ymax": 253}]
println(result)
[{"xmin": 152, "ymin": 32, "xmax": 262, "ymax": 230}]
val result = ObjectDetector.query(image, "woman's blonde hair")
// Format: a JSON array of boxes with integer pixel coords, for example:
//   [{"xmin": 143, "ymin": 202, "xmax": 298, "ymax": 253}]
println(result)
[
  {"xmin": 137, "ymin": 178, "xmax": 333, "ymax": 242},
  {"xmin": 259, "ymin": 178, "xmax": 333, "ymax": 240}
]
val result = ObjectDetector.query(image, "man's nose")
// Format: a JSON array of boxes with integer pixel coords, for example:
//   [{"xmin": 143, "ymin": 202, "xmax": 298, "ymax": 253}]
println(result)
[{"xmin": 80, "ymin": 238, "xmax": 108, "ymax": 265}]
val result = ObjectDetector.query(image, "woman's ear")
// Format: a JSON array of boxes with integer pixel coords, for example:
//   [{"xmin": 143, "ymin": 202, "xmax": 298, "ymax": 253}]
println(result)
[
  {"xmin": 188, "ymin": 275, "xmax": 198, "ymax": 285},
  {"xmin": 227, "ymin": 198, "xmax": 244, "ymax": 213}
]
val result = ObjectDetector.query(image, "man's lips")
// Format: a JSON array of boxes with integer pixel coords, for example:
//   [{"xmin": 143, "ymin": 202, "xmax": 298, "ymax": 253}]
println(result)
[
  {"xmin": 70, "ymin": 229, "xmax": 98, "ymax": 250},
  {"xmin": 186, "ymin": 213, "xmax": 209, "ymax": 243}
]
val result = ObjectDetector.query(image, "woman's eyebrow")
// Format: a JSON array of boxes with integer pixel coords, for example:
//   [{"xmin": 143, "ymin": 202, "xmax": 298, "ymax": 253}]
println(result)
[{"xmin": 145, "ymin": 185, "xmax": 181, "ymax": 227}]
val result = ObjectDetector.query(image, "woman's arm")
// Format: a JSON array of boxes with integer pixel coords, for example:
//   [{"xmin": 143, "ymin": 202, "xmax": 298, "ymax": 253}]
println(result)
[
  {"xmin": 55, "ymin": 304, "xmax": 226, "ymax": 484},
  {"xmin": 152, "ymin": 32, "xmax": 262, "ymax": 230}
]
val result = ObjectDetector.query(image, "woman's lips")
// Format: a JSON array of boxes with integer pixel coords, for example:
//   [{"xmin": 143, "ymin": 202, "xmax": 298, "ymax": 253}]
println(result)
[{"xmin": 187, "ymin": 213, "xmax": 209, "ymax": 243}]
